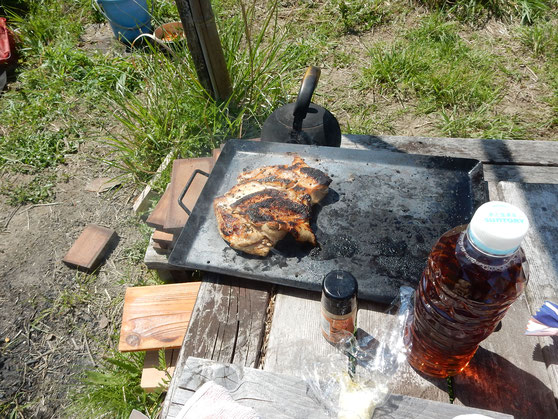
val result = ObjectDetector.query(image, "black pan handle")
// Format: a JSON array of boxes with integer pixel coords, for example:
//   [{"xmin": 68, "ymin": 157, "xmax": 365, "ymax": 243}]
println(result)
[
  {"xmin": 292, "ymin": 66, "xmax": 321, "ymax": 132},
  {"xmin": 178, "ymin": 169, "xmax": 210, "ymax": 215}
]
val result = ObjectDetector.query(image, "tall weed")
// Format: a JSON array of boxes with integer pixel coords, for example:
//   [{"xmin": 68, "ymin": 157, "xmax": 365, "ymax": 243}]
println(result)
[{"xmin": 103, "ymin": 0, "xmax": 299, "ymax": 183}]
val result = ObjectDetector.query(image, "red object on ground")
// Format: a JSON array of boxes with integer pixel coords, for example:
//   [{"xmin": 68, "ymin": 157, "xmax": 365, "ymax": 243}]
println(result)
[{"xmin": 0, "ymin": 17, "xmax": 17, "ymax": 66}]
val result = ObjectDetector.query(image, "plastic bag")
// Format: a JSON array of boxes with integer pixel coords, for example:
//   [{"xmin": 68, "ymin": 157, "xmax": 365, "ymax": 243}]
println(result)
[{"xmin": 302, "ymin": 286, "xmax": 414, "ymax": 418}]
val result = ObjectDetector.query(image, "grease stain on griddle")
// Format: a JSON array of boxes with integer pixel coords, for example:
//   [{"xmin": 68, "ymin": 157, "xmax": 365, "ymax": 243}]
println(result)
[{"xmin": 310, "ymin": 232, "xmax": 358, "ymax": 260}]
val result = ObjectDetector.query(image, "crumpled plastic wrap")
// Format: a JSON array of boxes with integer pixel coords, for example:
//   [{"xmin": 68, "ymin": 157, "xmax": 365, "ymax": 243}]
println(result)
[{"xmin": 302, "ymin": 286, "xmax": 414, "ymax": 418}]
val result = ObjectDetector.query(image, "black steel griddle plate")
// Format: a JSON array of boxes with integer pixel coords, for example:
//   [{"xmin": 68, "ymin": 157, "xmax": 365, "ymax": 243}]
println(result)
[{"xmin": 169, "ymin": 140, "xmax": 487, "ymax": 303}]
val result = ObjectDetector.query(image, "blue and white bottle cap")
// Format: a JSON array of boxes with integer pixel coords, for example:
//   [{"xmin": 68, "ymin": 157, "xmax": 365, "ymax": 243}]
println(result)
[{"xmin": 468, "ymin": 201, "xmax": 530, "ymax": 255}]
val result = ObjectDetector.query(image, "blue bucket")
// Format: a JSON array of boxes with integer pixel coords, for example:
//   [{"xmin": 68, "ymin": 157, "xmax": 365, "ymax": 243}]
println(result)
[{"xmin": 95, "ymin": 0, "xmax": 152, "ymax": 45}]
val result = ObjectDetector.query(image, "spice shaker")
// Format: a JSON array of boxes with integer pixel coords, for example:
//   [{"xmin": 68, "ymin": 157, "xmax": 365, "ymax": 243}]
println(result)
[{"xmin": 321, "ymin": 270, "xmax": 358, "ymax": 343}]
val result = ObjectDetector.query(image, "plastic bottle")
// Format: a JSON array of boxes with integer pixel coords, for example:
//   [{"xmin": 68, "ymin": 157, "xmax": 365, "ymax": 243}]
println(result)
[{"xmin": 406, "ymin": 201, "xmax": 530, "ymax": 377}]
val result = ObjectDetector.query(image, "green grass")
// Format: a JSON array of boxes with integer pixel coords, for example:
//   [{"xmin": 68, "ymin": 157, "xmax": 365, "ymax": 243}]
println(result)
[
  {"xmin": 419, "ymin": 0, "xmax": 553, "ymax": 24},
  {"xmin": 361, "ymin": 15, "xmax": 500, "ymax": 113},
  {"xmin": 355, "ymin": 13, "xmax": 545, "ymax": 139},
  {"xmin": 0, "ymin": 1, "xmax": 137, "ymax": 175},
  {"xmin": 66, "ymin": 349, "xmax": 166, "ymax": 418},
  {"xmin": 335, "ymin": 0, "xmax": 391, "ymax": 34},
  {"xmin": 0, "ymin": 173, "xmax": 57, "ymax": 205},
  {"xmin": 518, "ymin": 20, "xmax": 558, "ymax": 57},
  {"xmin": 101, "ymin": 0, "xmax": 303, "ymax": 183}
]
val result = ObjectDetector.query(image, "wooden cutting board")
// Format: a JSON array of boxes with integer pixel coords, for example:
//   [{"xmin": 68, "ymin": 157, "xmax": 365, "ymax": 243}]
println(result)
[
  {"xmin": 119, "ymin": 282, "xmax": 201, "ymax": 352},
  {"xmin": 163, "ymin": 158, "xmax": 214, "ymax": 234}
]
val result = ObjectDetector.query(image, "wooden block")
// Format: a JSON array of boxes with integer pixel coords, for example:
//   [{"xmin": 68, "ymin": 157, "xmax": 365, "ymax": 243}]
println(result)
[
  {"xmin": 152, "ymin": 241, "xmax": 170, "ymax": 254},
  {"xmin": 141, "ymin": 349, "xmax": 178, "ymax": 392},
  {"xmin": 145, "ymin": 235, "xmax": 173, "ymax": 270},
  {"xmin": 152, "ymin": 229, "xmax": 175, "ymax": 248},
  {"xmin": 63, "ymin": 224, "xmax": 117, "ymax": 270},
  {"xmin": 163, "ymin": 158, "xmax": 214, "ymax": 235},
  {"xmin": 146, "ymin": 185, "xmax": 172, "ymax": 230},
  {"xmin": 119, "ymin": 282, "xmax": 201, "ymax": 352}
]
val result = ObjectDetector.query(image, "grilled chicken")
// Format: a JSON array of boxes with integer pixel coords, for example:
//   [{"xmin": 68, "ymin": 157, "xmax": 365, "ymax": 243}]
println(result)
[
  {"xmin": 237, "ymin": 156, "xmax": 331, "ymax": 204},
  {"xmin": 214, "ymin": 156, "xmax": 331, "ymax": 256}
]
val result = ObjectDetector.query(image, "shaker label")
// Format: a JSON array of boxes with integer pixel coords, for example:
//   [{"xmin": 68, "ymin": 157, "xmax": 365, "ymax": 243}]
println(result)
[{"xmin": 321, "ymin": 312, "xmax": 355, "ymax": 337}]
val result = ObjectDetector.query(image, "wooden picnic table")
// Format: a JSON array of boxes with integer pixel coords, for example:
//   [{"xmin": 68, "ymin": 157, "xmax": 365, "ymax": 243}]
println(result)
[{"xmin": 159, "ymin": 134, "xmax": 558, "ymax": 419}]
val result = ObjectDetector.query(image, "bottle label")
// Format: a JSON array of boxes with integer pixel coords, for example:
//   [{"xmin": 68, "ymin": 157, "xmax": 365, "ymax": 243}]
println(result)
[{"xmin": 321, "ymin": 311, "xmax": 355, "ymax": 339}]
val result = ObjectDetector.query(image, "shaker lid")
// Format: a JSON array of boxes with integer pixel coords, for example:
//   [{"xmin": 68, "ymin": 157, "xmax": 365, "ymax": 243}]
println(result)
[
  {"xmin": 468, "ymin": 201, "xmax": 530, "ymax": 255},
  {"xmin": 322, "ymin": 270, "xmax": 358, "ymax": 316}
]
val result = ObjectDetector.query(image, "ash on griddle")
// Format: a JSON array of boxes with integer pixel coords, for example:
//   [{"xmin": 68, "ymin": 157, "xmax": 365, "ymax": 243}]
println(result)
[{"xmin": 310, "ymin": 232, "xmax": 358, "ymax": 261}]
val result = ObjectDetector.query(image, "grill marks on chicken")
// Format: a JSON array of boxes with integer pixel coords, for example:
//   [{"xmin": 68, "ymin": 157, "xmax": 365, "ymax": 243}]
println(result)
[{"xmin": 214, "ymin": 156, "xmax": 331, "ymax": 256}]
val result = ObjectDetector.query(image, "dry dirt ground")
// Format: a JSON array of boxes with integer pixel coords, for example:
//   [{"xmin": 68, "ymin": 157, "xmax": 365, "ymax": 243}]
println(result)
[{"xmin": 0, "ymin": 24, "xmax": 149, "ymax": 418}]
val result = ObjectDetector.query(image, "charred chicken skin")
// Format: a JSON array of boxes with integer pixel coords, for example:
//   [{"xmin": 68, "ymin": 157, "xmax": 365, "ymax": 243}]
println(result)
[{"xmin": 214, "ymin": 156, "xmax": 331, "ymax": 256}]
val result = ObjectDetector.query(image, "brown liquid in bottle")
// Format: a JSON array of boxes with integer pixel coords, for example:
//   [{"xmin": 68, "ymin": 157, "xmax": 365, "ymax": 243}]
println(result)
[{"xmin": 406, "ymin": 225, "xmax": 528, "ymax": 377}]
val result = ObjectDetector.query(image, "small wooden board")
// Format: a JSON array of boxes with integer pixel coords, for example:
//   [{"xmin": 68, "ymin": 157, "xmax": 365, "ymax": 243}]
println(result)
[
  {"xmin": 146, "ymin": 185, "xmax": 172, "ymax": 230},
  {"xmin": 141, "ymin": 349, "xmax": 178, "ymax": 392},
  {"xmin": 163, "ymin": 158, "xmax": 215, "ymax": 234},
  {"xmin": 119, "ymin": 282, "xmax": 201, "ymax": 352},
  {"xmin": 62, "ymin": 224, "xmax": 117, "ymax": 270}
]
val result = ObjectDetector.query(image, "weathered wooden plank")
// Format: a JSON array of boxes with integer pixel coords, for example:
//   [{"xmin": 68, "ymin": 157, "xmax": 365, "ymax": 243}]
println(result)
[
  {"xmin": 341, "ymin": 134, "xmax": 558, "ymax": 166},
  {"xmin": 498, "ymin": 182, "xmax": 558, "ymax": 407},
  {"xmin": 262, "ymin": 288, "xmax": 336, "ymax": 374},
  {"xmin": 263, "ymin": 287, "xmax": 451, "ymax": 403},
  {"xmin": 166, "ymin": 357, "xmax": 512, "ymax": 418},
  {"xmin": 483, "ymin": 164, "xmax": 558, "ymax": 184},
  {"xmin": 160, "ymin": 273, "xmax": 271, "ymax": 418},
  {"xmin": 178, "ymin": 274, "xmax": 270, "ymax": 366}
]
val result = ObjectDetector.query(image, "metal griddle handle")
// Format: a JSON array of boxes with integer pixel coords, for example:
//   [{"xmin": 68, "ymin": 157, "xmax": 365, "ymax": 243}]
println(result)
[{"xmin": 178, "ymin": 169, "xmax": 210, "ymax": 216}]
